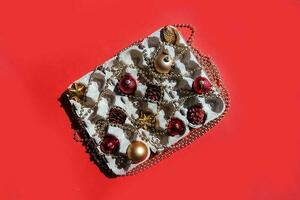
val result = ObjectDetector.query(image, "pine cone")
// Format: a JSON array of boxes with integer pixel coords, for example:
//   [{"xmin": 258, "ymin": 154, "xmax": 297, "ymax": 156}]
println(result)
[
  {"xmin": 108, "ymin": 107, "xmax": 127, "ymax": 125},
  {"xmin": 187, "ymin": 105, "xmax": 207, "ymax": 125},
  {"xmin": 145, "ymin": 85, "xmax": 162, "ymax": 101}
]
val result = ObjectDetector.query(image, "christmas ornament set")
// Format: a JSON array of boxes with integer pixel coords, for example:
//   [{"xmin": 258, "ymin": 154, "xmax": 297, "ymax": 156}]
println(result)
[{"xmin": 62, "ymin": 24, "xmax": 229, "ymax": 177}]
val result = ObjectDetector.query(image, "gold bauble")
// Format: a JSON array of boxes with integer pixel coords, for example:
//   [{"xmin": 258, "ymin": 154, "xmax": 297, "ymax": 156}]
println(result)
[
  {"xmin": 154, "ymin": 52, "xmax": 174, "ymax": 74},
  {"xmin": 127, "ymin": 141, "xmax": 148, "ymax": 164},
  {"xmin": 160, "ymin": 26, "xmax": 179, "ymax": 44},
  {"xmin": 67, "ymin": 82, "xmax": 87, "ymax": 101}
]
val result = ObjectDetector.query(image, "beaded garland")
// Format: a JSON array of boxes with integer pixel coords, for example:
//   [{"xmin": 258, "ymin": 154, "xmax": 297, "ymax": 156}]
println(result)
[{"xmin": 65, "ymin": 25, "xmax": 229, "ymax": 176}]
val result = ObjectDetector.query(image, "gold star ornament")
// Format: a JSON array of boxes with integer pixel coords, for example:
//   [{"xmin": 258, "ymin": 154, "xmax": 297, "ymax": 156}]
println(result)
[
  {"xmin": 67, "ymin": 82, "xmax": 87, "ymax": 101},
  {"xmin": 137, "ymin": 111, "xmax": 156, "ymax": 131}
]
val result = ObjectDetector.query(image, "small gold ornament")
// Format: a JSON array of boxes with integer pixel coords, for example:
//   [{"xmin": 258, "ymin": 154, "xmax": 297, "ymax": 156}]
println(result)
[
  {"xmin": 67, "ymin": 82, "xmax": 87, "ymax": 101},
  {"xmin": 154, "ymin": 52, "xmax": 174, "ymax": 74},
  {"xmin": 160, "ymin": 26, "xmax": 179, "ymax": 44},
  {"xmin": 127, "ymin": 141, "xmax": 148, "ymax": 164}
]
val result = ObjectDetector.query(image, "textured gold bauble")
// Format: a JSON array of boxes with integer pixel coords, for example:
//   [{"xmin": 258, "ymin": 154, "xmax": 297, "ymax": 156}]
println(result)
[
  {"xmin": 127, "ymin": 141, "xmax": 148, "ymax": 164},
  {"xmin": 67, "ymin": 82, "xmax": 87, "ymax": 101},
  {"xmin": 160, "ymin": 26, "xmax": 179, "ymax": 44},
  {"xmin": 154, "ymin": 53, "xmax": 174, "ymax": 74}
]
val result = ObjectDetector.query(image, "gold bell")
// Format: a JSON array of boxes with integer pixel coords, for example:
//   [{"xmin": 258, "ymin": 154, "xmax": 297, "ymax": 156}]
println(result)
[
  {"xmin": 127, "ymin": 141, "xmax": 148, "ymax": 164},
  {"xmin": 160, "ymin": 26, "xmax": 179, "ymax": 44},
  {"xmin": 154, "ymin": 52, "xmax": 174, "ymax": 74},
  {"xmin": 67, "ymin": 82, "xmax": 87, "ymax": 101}
]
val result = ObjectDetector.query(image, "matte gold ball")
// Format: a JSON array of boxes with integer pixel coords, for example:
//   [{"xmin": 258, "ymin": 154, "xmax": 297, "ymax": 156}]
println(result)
[
  {"xmin": 154, "ymin": 53, "xmax": 173, "ymax": 74},
  {"xmin": 126, "ymin": 141, "xmax": 148, "ymax": 164}
]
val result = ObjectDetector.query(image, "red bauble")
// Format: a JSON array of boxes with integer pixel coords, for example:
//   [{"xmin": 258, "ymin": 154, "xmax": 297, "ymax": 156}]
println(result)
[
  {"xmin": 100, "ymin": 135, "xmax": 120, "ymax": 154},
  {"xmin": 187, "ymin": 105, "xmax": 206, "ymax": 125},
  {"xmin": 118, "ymin": 74, "xmax": 137, "ymax": 95},
  {"xmin": 167, "ymin": 118, "xmax": 186, "ymax": 136},
  {"xmin": 192, "ymin": 76, "xmax": 212, "ymax": 94}
]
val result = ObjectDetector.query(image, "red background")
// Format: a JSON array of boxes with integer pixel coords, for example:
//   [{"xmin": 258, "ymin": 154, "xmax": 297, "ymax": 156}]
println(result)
[{"xmin": 0, "ymin": 0, "xmax": 300, "ymax": 199}]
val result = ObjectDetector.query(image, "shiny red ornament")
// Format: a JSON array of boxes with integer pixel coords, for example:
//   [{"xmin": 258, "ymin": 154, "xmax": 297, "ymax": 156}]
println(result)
[
  {"xmin": 100, "ymin": 135, "xmax": 120, "ymax": 154},
  {"xmin": 167, "ymin": 118, "xmax": 186, "ymax": 136},
  {"xmin": 192, "ymin": 76, "xmax": 212, "ymax": 94},
  {"xmin": 187, "ymin": 105, "xmax": 206, "ymax": 125},
  {"xmin": 118, "ymin": 74, "xmax": 137, "ymax": 95}
]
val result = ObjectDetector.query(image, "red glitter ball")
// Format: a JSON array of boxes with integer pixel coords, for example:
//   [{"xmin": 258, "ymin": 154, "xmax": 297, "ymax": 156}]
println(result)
[
  {"xmin": 108, "ymin": 107, "xmax": 126, "ymax": 125},
  {"xmin": 167, "ymin": 118, "xmax": 186, "ymax": 136},
  {"xmin": 187, "ymin": 105, "xmax": 207, "ymax": 125},
  {"xmin": 145, "ymin": 85, "xmax": 161, "ymax": 101},
  {"xmin": 100, "ymin": 135, "xmax": 120, "ymax": 154},
  {"xmin": 118, "ymin": 74, "xmax": 137, "ymax": 95},
  {"xmin": 192, "ymin": 76, "xmax": 212, "ymax": 94}
]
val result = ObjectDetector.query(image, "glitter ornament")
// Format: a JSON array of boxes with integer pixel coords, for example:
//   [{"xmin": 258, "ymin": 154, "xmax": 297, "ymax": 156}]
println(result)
[
  {"xmin": 100, "ymin": 135, "xmax": 120, "ymax": 154},
  {"xmin": 187, "ymin": 105, "xmax": 206, "ymax": 125},
  {"xmin": 160, "ymin": 26, "xmax": 179, "ymax": 44},
  {"xmin": 108, "ymin": 108, "xmax": 127, "ymax": 125},
  {"xmin": 167, "ymin": 118, "xmax": 186, "ymax": 136},
  {"xmin": 145, "ymin": 85, "xmax": 162, "ymax": 101}
]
